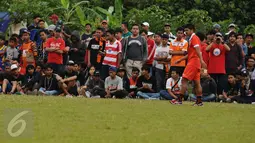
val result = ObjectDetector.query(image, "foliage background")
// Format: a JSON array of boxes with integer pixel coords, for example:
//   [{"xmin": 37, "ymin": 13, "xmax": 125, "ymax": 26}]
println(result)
[{"xmin": 0, "ymin": 0, "xmax": 255, "ymax": 34}]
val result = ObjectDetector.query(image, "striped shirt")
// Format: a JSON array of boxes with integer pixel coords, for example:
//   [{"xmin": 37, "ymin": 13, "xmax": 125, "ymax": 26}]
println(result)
[{"xmin": 102, "ymin": 40, "xmax": 122, "ymax": 67}]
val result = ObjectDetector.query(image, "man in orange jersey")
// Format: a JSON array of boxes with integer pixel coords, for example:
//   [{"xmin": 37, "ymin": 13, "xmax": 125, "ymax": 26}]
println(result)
[
  {"xmin": 169, "ymin": 27, "xmax": 188, "ymax": 75},
  {"xmin": 19, "ymin": 29, "xmax": 37, "ymax": 75},
  {"xmin": 173, "ymin": 24, "xmax": 207, "ymax": 106}
]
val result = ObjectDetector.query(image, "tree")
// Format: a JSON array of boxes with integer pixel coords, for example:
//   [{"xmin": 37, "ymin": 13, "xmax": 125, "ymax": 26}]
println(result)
[
  {"xmin": 124, "ymin": 6, "xmax": 171, "ymax": 33},
  {"xmin": 94, "ymin": 0, "xmax": 123, "ymax": 29}
]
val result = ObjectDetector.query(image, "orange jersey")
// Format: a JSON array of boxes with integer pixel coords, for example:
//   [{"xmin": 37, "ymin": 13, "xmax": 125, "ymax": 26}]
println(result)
[
  {"xmin": 170, "ymin": 39, "xmax": 188, "ymax": 67},
  {"xmin": 20, "ymin": 41, "xmax": 37, "ymax": 74},
  {"xmin": 187, "ymin": 33, "xmax": 201, "ymax": 69}
]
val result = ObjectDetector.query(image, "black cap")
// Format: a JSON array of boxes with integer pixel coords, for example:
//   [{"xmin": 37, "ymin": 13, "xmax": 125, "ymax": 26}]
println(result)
[
  {"xmin": 161, "ymin": 34, "xmax": 169, "ymax": 39},
  {"xmin": 94, "ymin": 71, "xmax": 100, "ymax": 76}
]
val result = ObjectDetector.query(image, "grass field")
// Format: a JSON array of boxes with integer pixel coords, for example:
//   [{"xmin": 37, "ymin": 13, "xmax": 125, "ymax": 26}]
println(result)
[{"xmin": 0, "ymin": 96, "xmax": 255, "ymax": 143}]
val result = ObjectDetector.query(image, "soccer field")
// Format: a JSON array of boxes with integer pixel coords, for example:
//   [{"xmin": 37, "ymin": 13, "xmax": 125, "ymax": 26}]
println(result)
[{"xmin": 0, "ymin": 96, "xmax": 254, "ymax": 143}]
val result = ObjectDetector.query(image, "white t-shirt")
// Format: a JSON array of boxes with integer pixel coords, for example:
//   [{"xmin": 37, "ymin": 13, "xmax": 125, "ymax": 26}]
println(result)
[
  {"xmin": 166, "ymin": 77, "xmax": 182, "ymax": 94},
  {"xmin": 154, "ymin": 45, "xmax": 171, "ymax": 70}
]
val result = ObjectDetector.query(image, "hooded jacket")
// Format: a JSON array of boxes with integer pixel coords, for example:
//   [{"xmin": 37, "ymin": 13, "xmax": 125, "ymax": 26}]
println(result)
[{"xmin": 69, "ymin": 31, "xmax": 86, "ymax": 64}]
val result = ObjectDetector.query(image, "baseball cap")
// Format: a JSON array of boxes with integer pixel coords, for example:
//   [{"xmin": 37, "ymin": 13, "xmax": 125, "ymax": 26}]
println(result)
[
  {"xmin": 109, "ymin": 66, "xmax": 118, "ymax": 72},
  {"xmin": 94, "ymin": 71, "xmax": 100, "ymax": 76},
  {"xmin": 20, "ymin": 28, "xmax": 30, "ymax": 35},
  {"xmin": 68, "ymin": 60, "xmax": 75, "ymax": 65},
  {"xmin": 11, "ymin": 64, "xmax": 18, "ymax": 70},
  {"xmin": 215, "ymin": 32, "xmax": 223, "ymax": 37},
  {"xmin": 101, "ymin": 20, "xmax": 108, "ymax": 24},
  {"xmin": 148, "ymin": 31, "xmax": 154, "ymax": 36},
  {"xmin": 48, "ymin": 24, "xmax": 56, "ymax": 31},
  {"xmin": 161, "ymin": 34, "xmax": 169, "ymax": 39},
  {"xmin": 213, "ymin": 24, "xmax": 221, "ymax": 29},
  {"xmin": 118, "ymin": 66, "xmax": 126, "ymax": 72},
  {"xmin": 142, "ymin": 22, "xmax": 149, "ymax": 27},
  {"xmin": 228, "ymin": 23, "xmax": 236, "ymax": 28}
]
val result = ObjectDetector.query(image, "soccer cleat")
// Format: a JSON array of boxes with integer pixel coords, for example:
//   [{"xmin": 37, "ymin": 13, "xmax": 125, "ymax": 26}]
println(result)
[
  {"xmin": 170, "ymin": 99, "xmax": 182, "ymax": 105},
  {"xmin": 192, "ymin": 102, "xmax": 203, "ymax": 106}
]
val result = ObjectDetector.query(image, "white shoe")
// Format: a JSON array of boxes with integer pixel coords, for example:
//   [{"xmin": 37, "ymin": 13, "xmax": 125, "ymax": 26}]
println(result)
[{"xmin": 66, "ymin": 94, "xmax": 73, "ymax": 98}]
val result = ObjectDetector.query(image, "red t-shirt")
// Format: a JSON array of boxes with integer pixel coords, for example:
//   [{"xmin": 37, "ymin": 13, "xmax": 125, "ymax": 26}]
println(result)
[
  {"xmin": 187, "ymin": 33, "xmax": 201, "ymax": 69},
  {"xmin": 45, "ymin": 37, "xmax": 65, "ymax": 64},
  {"xmin": 200, "ymin": 42, "xmax": 209, "ymax": 66},
  {"xmin": 146, "ymin": 39, "xmax": 156, "ymax": 65},
  {"xmin": 208, "ymin": 43, "xmax": 226, "ymax": 74}
]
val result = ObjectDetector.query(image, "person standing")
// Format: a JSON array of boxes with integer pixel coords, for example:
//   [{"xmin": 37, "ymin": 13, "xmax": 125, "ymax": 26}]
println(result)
[
  {"xmin": 81, "ymin": 23, "xmax": 92, "ymax": 41},
  {"xmin": 121, "ymin": 22, "xmax": 132, "ymax": 38},
  {"xmin": 226, "ymin": 32, "xmax": 243, "ymax": 74},
  {"xmin": 206, "ymin": 32, "xmax": 230, "ymax": 95},
  {"xmin": 154, "ymin": 34, "xmax": 171, "ymax": 91},
  {"xmin": 123, "ymin": 24, "xmax": 148, "ymax": 77},
  {"xmin": 101, "ymin": 29, "xmax": 122, "ymax": 80},
  {"xmin": 169, "ymin": 27, "xmax": 188, "ymax": 75},
  {"xmin": 174, "ymin": 24, "xmax": 207, "ymax": 106},
  {"xmin": 164, "ymin": 23, "xmax": 176, "ymax": 44},
  {"xmin": 45, "ymin": 28, "xmax": 65, "ymax": 74}
]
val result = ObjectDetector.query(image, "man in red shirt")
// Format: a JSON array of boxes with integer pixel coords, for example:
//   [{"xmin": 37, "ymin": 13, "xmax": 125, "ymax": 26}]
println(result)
[
  {"xmin": 206, "ymin": 32, "xmax": 230, "ymax": 95},
  {"xmin": 45, "ymin": 28, "xmax": 65, "ymax": 74},
  {"xmin": 174, "ymin": 24, "xmax": 207, "ymax": 106}
]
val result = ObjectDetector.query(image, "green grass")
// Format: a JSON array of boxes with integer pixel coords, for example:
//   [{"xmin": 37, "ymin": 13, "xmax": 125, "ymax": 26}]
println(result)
[{"xmin": 0, "ymin": 96, "xmax": 255, "ymax": 143}]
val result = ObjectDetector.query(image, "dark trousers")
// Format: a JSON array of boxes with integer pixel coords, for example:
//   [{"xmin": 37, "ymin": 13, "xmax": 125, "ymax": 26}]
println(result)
[
  {"xmin": 110, "ymin": 90, "xmax": 128, "ymax": 99},
  {"xmin": 210, "ymin": 74, "xmax": 227, "ymax": 95},
  {"xmin": 101, "ymin": 65, "xmax": 110, "ymax": 80},
  {"xmin": 155, "ymin": 68, "xmax": 166, "ymax": 92}
]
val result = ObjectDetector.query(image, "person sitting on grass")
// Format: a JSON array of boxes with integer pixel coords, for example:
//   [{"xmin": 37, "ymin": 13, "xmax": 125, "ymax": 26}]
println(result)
[
  {"xmin": 219, "ymin": 73, "xmax": 240, "ymax": 103},
  {"xmin": 105, "ymin": 67, "xmax": 128, "ymax": 98},
  {"xmin": 58, "ymin": 60, "xmax": 78, "ymax": 98},
  {"xmin": 22, "ymin": 65, "xmax": 40, "ymax": 95},
  {"xmin": 2, "ymin": 64, "xmax": 25, "ymax": 95},
  {"xmin": 117, "ymin": 67, "xmax": 130, "ymax": 92},
  {"xmin": 189, "ymin": 68, "xmax": 217, "ymax": 102},
  {"xmin": 136, "ymin": 65, "xmax": 159, "ymax": 99},
  {"xmin": 38, "ymin": 64, "xmax": 60, "ymax": 96},
  {"xmin": 159, "ymin": 68, "xmax": 182, "ymax": 102},
  {"xmin": 128, "ymin": 67, "xmax": 140, "ymax": 98},
  {"xmin": 79, "ymin": 71, "xmax": 105, "ymax": 98}
]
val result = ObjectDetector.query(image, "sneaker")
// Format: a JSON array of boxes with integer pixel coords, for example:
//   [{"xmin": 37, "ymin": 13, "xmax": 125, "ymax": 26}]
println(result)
[
  {"xmin": 66, "ymin": 94, "xmax": 73, "ymax": 98},
  {"xmin": 192, "ymin": 102, "xmax": 203, "ymax": 106},
  {"xmin": 170, "ymin": 99, "xmax": 182, "ymax": 105}
]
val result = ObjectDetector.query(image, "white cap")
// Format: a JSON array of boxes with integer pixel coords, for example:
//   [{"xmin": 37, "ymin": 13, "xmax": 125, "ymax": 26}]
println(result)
[
  {"xmin": 148, "ymin": 31, "xmax": 154, "ymax": 36},
  {"xmin": 11, "ymin": 64, "xmax": 18, "ymax": 70},
  {"xmin": 48, "ymin": 24, "xmax": 56, "ymax": 31},
  {"xmin": 142, "ymin": 22, "xmax": 149, "ymax": 27},
  {"xmin": 228, "ymin": 23, "xmax": 236, "ymax": 28},
  {"xmin": 68, "ymin": 60, "xmax": 74, "ymax": 65}
]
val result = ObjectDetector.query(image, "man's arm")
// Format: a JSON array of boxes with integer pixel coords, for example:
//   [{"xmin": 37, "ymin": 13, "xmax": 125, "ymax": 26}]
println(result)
[
  {"xmin": 10, "ymin": 81, "xmax": 17, "ymax": 93},
  {"xmin": 194, "ymin": 46, "xmax": 207, "ymax": 68},
  {"xmin": 223, "ymin": 43, "xmax": 230, "ymax": 51},
  {"xmin": 55, "ymin": 49, "xmax": 64, "ymax": 54},
  {"xmin": 117, "ymin": 53, "xmax": 122, "ymax": 67},
  {"xmin": 175, "ymin": 55, "xmax": 188, "ymax": 64},
  {"xmin": 167, "ymin": 89, "xmax": 178, "ymax": 99},
  {"xmin": 169, "ymin": 51, "xmax": 186, "ymax": 55},
  {"xmin": 142, "ymin": 37, "xmax": 148, "ymax": 62},
  {"xmin": 206, "ymin": 43, "xmax": 213, "ymax": 52},
  {"xmin": 45, "ymin": 47, "xmax": 58, "ymax": 52},
  {"xmin": 63, "ymin": 76, "xmax": 77, "ymax": 82}
]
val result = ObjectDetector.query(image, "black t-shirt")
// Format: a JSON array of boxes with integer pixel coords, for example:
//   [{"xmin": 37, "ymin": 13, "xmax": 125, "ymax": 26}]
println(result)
[
  {"xmin": 39, "ymin": 75, "xmax": 59, "ymax": 91},
  {"xmin": 136, "ymin": 75, "xmax": 157, "ymax": 93},
  {"xmin": 224, "ymin": 82, "xmax": 240, "ymax": 96},
  {"xmin": 59, "ymin": 70, "xmax": 78, "ymax": 79},
  {"xmin": 4, "ymin": 73, "xmax": 25, "ymax": 84},
  {"xmin": 87, "ymin": 38, "xmax": 105, "ymax": 66}
]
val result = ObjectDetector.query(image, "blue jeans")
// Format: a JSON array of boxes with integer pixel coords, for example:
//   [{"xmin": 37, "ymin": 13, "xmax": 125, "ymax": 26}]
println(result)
[
  {"xmin": 137, "ymin": 91, "xmax": 160, "ymax": 99},
  {"xmin": 189, "ymin": 93, "xmax": 216, "ymax": 102},
  {"xmin": 155, "ymin": 68, "xmax": 166, "ymax": 92},
  {"xmin": 160, "ymin": 90, "xmax": 189, "ymax": 100},
  {"xmin": 39, "ymin": 88, "xmax": 58, "ymax": 95}
]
